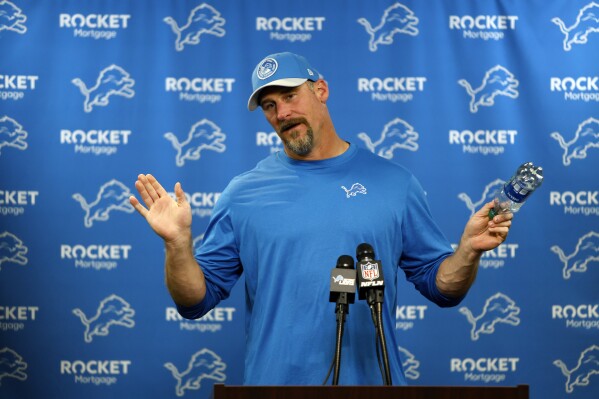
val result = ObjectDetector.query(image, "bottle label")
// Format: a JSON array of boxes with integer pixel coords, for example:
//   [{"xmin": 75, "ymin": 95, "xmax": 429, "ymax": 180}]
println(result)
[{"xmin": 504, "ymin": 180, "xmax": 530, "ymax": 203}]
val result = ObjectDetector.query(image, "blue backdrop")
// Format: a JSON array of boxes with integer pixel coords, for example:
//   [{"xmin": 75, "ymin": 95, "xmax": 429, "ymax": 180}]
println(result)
[{"xmin": 1, "ymin": 1, "xmax": 598, "ymax": 398}]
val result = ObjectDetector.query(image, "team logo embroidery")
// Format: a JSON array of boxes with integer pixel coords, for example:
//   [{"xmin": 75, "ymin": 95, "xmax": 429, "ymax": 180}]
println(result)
[
  {"xmin": 0, "ymin": 1, "xmax": 27, "ymax": 34},
  {"xmin": 72, "ymin": 179, "xmax": 135, "ymax": 228},
  {"xmin": 164, "ymin": 3, "xmax": 226, "ymax": 51},
  {"xmin": 0, "ymin": 116, "xmax": 28, "ymax": 156},
  {"xmin": 458, "ymin": 65, "xmax": 519, "ymax": 113},
  {"xmin": 257, "ymin": 58, "xmax": 278, "ymax": 80},
  {"xmin": 458, "ymin": 178, "xmax": 505, "ymax": 217},
  {"xmin": 72, "ymin": 65, "xmax": 135, "ymax": 113},
  {"xmin": 164, "ymin": 119, "xmax": 226, "ymax": 167},
  {"xmin": 552, "ymin": 2, "xmax": 599, "ymax": 51},
  {"xmin": 360, "ymin": 261, "xmax": 379, "ymax": 281},
  {"xmin": 553, "ymin": 345, "xmax": 599, "ymax": 393},
  {"xmin": 458, "ymin": 292, "xmax": 521, "ymax": 341},
  {"xmin": 357, "ymin": 3, "xmax": 419, "ymax": 52},
  {"xmin": 341, "ymin": 183, "xmax": 367, "ymax": 198},
  {"xmin": 551, "ymin": 117, "xmax": 599, "ymax": 166},
  {"xmin": 398, "ymin": 346, "xmax": 420, "ymax": 380},
  {"xmin": 551, "ymin": 231, "xmax": 599, "ymax": 280},
  {"xmin": 358, "ymin": 118, "xmax": 419, "ymax": 159},
  {"xmin": 0, "ymin": 347, "xmax": 27, "ymax": 384},
  {"xmin": 0, "ymin": 231, "xmax": 28, "ymax": 271},
  {"xmin": 72, "ymin": 294, "xmax": 135, "ymax": 343},
  {"xmin": 164, "ymin": 348, "xmax": 227, "ymax": 396}
]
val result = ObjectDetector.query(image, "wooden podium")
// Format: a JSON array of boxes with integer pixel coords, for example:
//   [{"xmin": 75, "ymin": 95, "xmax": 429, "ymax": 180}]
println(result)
[{"xmin": 212, "ymin": 384, "xmax": 529, "ymax": 399}]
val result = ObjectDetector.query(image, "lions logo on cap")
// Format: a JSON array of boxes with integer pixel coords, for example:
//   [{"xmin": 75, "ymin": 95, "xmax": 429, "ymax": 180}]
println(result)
[{"xmin": 257, "ymin": 58, "xmax": 278, "ymax": 80}]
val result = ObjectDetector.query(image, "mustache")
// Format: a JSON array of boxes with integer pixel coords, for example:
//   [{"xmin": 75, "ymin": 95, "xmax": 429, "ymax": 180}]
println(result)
[{"xmin": 279, "ymin": 118, "xmax": 309, "ymax": 133}]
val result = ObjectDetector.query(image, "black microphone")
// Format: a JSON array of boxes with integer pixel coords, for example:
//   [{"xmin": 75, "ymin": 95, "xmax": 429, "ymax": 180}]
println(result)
[
  {"xmin": 329, "ymin": 255, "xmax": 356, "ymax": 308},
  {"xmin": 355, "ymin": 243, "xmax": 392, "ymax": 386},
  {"xmin": 325, "ymin": 255, "xmax": 356, "ymax": 386},
  {"xmin": 356, "ymin": 243, "xmax": 384, "ymax": 305}
]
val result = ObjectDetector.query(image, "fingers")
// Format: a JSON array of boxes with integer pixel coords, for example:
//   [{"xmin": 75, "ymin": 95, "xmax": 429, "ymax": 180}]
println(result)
[
  {"xmin": 488, "ymin": 217, "xmax": 511, "ymax": 242},
  {"xmin": 139, "ymin": 174, "xmax": 160, "ymax": 202},
  {"xmin": 135, "ymin": 177, "xmax": 155, "ymax": 207},
  {"xmin": 134, "ymin": 174, "xmax": 186, "ymax": 210},
  {"xmin": 146, "ymin": 174, "xmax": 169, "ymax": 198},
  {"xmin": 482, "ymin": 200, "xmax": 514, "ymax": 223},
  {"xmin": 174, "ymin": 182, "xmax": 187, "ymax": 206},
  {"xmin": 489, "ymin": 219, "xmax": 512, "ymax": 229},
  {"xmin": 489, "ymin": 211, "xmax": 512, "ymax": 229},
  {"xmin": 483, "ymin": 200, "xmax": 495, "ymax": 210},
  {"xmin": 487, "ymin": 224, "xmax": 510, "ymax": 234},
  {"xmin": 134, "ymin": 174, "xmax": 170, "ymax": 206},
  {"xmin": 490, "ymin": 211, "xmax": 513, "ymax": 225},
  {"xmin": 129, "ymin": 195, "xmax": 148, "ymax": 218},
  {"xmin": 487, "ymin": 201, "xmax": 512, "ymax": 238},
  {"xmin": 475, "ymin": 201, "xmax": 496, "ymax": 218}
]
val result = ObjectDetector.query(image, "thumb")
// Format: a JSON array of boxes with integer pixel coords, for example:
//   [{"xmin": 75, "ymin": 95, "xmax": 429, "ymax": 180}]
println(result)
[
  {"xmin": 474, "ymin": 201, "xmax": 495, "ymax": 219},
  {"xmin": 174, "ymin": 182, "xmax": 187, "ymax": 206},
  {"xmin": 479, "ymin": 200, "xmax": 495, "ymax": 214}
]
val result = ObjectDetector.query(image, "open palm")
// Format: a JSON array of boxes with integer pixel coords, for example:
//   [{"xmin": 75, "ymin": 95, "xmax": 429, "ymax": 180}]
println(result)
[{"xmin": 129, "ymin": 174, "xmax": 191, "ymax": 243}]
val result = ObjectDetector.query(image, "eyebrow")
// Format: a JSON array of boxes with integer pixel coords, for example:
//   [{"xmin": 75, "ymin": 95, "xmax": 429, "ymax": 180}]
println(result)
[{"xmin": 259, "ymin": 86, "xmax": 298, "ymax": 107}]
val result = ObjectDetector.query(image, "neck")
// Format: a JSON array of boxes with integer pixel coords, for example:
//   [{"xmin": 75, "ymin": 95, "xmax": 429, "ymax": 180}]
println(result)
[
  {"xmin": 285, "ymin": 118, "xmax": 349, "ymax": 161},
  {"xmin": 285, "ymin": 136, "xmax": 349, "ymax": 161}
]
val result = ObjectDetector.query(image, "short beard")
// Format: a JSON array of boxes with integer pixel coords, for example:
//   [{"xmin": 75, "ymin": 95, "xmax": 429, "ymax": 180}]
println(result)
[{"xmin": 280, "ymin": 118, "xmax": 314, "ymax": 156}]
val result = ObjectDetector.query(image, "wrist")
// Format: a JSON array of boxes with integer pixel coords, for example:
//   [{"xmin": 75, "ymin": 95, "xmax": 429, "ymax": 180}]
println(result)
[
  {"xmin": 164, "ymin": 229, "xmax": 193, "ymax": 251},
  {"xmin": 456, "ymin": 238, "xmax": 483, "ymax": 263}
]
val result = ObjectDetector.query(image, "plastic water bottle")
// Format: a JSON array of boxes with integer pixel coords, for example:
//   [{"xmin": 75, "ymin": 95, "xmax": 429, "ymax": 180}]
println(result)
[{"xmin": 489, "ymin": 162, "xmax": 543, "ymax": 219}]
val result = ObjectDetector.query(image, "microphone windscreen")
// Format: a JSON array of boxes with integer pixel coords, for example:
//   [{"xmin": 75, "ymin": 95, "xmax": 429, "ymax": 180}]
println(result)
[
  {"xmin": 336, "ymin": 255, "xmax": 354, "ymax": 269},
  {"xmin": 356, "ymin": 243, "xmax": 375, "ymax": 261}
]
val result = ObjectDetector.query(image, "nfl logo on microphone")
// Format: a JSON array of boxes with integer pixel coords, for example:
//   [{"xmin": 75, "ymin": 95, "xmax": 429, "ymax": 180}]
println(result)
[{"xmin": 361, "ymin": 262, "xmax": 380, "ymax": 281}]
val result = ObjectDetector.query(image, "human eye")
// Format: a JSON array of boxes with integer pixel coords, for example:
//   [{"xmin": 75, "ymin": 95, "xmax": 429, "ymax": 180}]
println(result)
[{"xmin": 261, "ymin": 101, "xmax": 274, "ymax": 112}]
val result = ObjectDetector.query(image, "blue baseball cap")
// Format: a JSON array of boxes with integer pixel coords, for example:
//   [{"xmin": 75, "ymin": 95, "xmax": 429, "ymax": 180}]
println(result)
[{"xmin": 248, "ymin": 52, "xmax": 321, "ymax": 111}]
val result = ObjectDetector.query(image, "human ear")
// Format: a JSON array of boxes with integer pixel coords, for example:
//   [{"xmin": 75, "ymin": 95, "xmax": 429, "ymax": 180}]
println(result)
[{"xmin": 314, "ymin": 79, "xmax": 329, "ymax": 103}]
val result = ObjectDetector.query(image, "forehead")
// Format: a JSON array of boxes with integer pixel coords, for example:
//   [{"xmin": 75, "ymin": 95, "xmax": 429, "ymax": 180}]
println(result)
[
  {"xmin": 259, "ymin": 84, "xmax": 303, "ymax": 104},
  {"xmin": 258, "ymin": 82, "xmax": 306, "ymax": 105}
]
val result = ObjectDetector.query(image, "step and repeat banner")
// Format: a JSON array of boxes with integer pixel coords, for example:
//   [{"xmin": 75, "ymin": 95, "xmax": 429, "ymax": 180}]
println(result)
[{"xmin": 1, "ymin": 1, "xmax": 597, "ymax": 398}]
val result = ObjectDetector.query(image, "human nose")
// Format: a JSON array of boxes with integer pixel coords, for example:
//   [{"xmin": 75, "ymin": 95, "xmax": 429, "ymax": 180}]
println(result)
[{"xmin": 276, "ymin": 101, "xmax": 292, "ymax": 120}]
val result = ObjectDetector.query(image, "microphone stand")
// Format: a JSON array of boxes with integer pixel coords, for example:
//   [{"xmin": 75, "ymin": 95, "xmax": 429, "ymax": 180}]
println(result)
[
  {"xmin": 332, "ymin": 298, "xmax": 347, "ymax": 385},
  {"xmin": 366, "ymin": 289, "xmax": 392, "ymax": 386},
  {"xmin": 325, "ymin": 255, "xmax": 355, "ymax": 385},
  {"xmin": 374, "ymin": 302, "xmax": 392, "ymax": 386},
  {"xmin": 357, "ymin": 243, "xmax": 392, "ymax": 386}
]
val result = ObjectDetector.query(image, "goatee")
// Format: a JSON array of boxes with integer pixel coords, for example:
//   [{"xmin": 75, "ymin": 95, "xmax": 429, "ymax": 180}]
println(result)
[{"xmin": 279, "ymin": 118, "xmax": 314, "ymax": 156}]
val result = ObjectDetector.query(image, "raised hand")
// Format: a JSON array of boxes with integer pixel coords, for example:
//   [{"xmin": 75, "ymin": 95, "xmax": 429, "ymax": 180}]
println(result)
[
  {"xmin": 129, "ymin": 174, "xmax": 192, "ymax": 244},
  {"xmin": 463, "ymin": 201, "xmax": 513, "ymax": 253}
]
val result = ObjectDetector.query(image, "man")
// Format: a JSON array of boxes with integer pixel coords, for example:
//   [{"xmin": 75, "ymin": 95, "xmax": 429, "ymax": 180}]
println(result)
[{"xmin": 129, "ymin": 52, "xmax": 512, "ymax": 385}]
